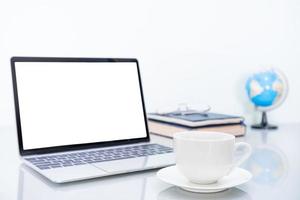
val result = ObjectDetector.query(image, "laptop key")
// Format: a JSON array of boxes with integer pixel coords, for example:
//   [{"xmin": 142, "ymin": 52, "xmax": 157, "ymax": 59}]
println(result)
[
  {"xmin": 63, "ymin": 164, "xmax": 73, "ymax": 167},
  {"xmin": 37, "ymin": 166, "xmax": 51, "ymax": 170},
  {"xmin": 33, "ymin": 161, "xmax": 52, "ymax": 165},
  {"xmin": 25, "ymin": 158, "xmax": 37, "ymax": 161},
  {"xmin": 51, "ymin": 165, "xmax": 62, "ymax": 168},
  {"xmin": 73, "ymin": 162, "xmax": 85, "ymax": 165},
  {"xmin": 85, "ymin": 160, "xmax": 96, "ymax": 163}
]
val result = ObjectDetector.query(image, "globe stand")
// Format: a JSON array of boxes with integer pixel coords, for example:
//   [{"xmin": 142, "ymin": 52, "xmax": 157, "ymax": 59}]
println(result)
[{"xmin": 251, "ymin": 111, "xmax": 278, "ymax": 130}]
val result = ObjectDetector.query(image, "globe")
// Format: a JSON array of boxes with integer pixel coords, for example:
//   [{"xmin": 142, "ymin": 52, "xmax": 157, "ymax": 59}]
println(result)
[{"xmin": 245, "ymin": 68, "xmax": 288, "ymax": 129}]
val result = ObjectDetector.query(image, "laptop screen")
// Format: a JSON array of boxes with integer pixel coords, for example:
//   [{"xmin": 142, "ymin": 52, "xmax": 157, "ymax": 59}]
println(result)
[{"xmin": 12, "ymin": 58, "xmax": 149, "ymax": 155}]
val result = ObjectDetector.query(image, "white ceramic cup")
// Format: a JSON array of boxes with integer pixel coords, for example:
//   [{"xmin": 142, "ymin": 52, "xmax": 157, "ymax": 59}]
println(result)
[{"xmin": 174, "ymin": 131, "xmax": 252, "ymax": 184}]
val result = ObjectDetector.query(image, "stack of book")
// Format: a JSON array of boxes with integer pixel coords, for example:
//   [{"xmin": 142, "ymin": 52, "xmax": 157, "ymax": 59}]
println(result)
[{"xmin": 147, "ymin": 112, "xmax": 246, "ymax": 138}]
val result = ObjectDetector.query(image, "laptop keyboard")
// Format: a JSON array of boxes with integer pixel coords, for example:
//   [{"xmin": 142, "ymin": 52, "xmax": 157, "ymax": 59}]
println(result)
[{"xmin": 25, "ymin": 144, "xmax": 173, "ymax": 170}]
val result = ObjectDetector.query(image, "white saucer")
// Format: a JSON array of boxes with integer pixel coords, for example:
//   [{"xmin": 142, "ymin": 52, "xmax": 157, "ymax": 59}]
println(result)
[{"xmin": 157, "ymin": 165, "xmax": 252, "ymax": 193}]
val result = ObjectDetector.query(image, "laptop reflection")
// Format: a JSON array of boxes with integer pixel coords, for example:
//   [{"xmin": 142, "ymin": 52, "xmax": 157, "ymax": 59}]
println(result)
[{"xmin": 17, "ymin": 164, "xmax": 154, "ymax": 200}]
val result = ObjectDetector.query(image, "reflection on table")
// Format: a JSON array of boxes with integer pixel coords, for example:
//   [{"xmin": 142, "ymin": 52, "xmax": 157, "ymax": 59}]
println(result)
[
  {"xmin": 18, "ymin": 164, "xmax": 252, "ymax": 200},
  {"xmin": 243, "ymin": 131, "xmax": 288, "ymax": 185},
  {"xmin": 17, "ymin": 165, "xmax": 156, "ymax": 200},
  {"xmin": 158, "ymin": 187, "xmax": 251, "ymax": 200}
]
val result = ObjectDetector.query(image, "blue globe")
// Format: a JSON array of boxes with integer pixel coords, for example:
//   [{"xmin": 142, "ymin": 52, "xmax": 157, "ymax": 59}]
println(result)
[{"xmin": 246, "ymin": 69, "xmax": 288, "ymax": 111}]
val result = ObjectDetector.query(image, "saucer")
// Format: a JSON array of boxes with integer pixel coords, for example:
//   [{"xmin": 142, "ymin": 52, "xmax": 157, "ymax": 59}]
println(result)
[{"xmin": 157, "ymin": 165, "xmax": 252, "ymax": 193}]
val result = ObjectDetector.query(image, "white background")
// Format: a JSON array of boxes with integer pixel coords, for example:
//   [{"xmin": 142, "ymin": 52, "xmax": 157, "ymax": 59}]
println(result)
[
  {"xmin": 15, "ymin": 62, "xmax": 147, "ymax": 149},
  {"xmin": 0, "ymin": 0, "xmax": 299, "ymax": 127}
]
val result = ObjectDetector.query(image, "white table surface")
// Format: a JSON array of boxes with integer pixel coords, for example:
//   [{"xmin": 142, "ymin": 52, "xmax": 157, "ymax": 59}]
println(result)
[{"xmin": 1, "ymin": 123, "xmax": 300, "ymax": 200}]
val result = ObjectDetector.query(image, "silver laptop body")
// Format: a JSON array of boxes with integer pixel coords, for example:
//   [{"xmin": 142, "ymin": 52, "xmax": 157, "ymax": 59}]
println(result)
[{"xmin": 11, "ymin": 57, "xmax": 174, "ymax": 183}]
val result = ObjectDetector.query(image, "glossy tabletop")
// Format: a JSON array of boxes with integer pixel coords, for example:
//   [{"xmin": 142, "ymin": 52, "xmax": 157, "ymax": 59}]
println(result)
[{"xmin": 1, "ymin": 123, "xmax": 300, "ymax": 200}]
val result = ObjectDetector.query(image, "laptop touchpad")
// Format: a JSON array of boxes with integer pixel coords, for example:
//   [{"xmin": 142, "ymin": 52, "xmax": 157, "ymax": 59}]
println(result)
[
  {"xmin": 93, "ymin": 154, "xmax": 175, "ymax": 173},
  {"xmin": 93, "ymin": 157, "xmax": 149, "ymax": 172}
]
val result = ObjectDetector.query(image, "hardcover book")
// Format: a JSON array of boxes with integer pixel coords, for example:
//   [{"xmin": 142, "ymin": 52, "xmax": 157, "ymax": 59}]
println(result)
[
  {"xmin": 148, "ymin": 120, "xmax": 246, "ymax": 138},
  {"xmin": 147, "ymin": 112, "xmax": 244, "ymax": 128}
]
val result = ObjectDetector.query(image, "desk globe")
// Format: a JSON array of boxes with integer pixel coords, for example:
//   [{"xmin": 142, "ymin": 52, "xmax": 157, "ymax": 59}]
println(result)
[{"xmin": 246, "ymin": 69, "xmax": 288, "ymax": 129}]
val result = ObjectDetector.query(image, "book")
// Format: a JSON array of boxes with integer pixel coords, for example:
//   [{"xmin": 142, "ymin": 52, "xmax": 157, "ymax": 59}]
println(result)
[
  {"xmin": 148, "ymin": 120, "xmax": 246, "ymax": 138},
  {"xmin": 147, "ymin": 112, "xmax": 244, "ymax": 128}
]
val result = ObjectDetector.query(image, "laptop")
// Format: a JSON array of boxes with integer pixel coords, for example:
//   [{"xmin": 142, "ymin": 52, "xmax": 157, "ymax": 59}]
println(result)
[{"xmin": 11, "ymin": 57, "xmax": 175, "ymax": 183}]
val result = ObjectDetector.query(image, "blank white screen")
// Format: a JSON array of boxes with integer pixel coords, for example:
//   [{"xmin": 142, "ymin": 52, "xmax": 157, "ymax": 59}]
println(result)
[{"xmin": 14, "ymin": 61, "xmax": 147, "ymax": 150}]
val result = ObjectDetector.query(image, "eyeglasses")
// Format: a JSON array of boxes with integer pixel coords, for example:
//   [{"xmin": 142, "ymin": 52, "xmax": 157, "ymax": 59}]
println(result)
[{"xmin": 156, "ymin": 103, "xmax": 211, "ymax": 116}]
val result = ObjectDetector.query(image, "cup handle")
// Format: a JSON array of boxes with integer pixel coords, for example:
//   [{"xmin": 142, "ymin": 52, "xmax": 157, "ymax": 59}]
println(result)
[{"xmin": 234, "ymin": 142, "xmax": 252, "ymax": 167}]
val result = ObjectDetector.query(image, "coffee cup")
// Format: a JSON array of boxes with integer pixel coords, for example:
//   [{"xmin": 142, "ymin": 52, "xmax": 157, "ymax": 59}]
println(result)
[{"xmin": 174, "ymin": 131, "xmax": 252, "ymax": 184}]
